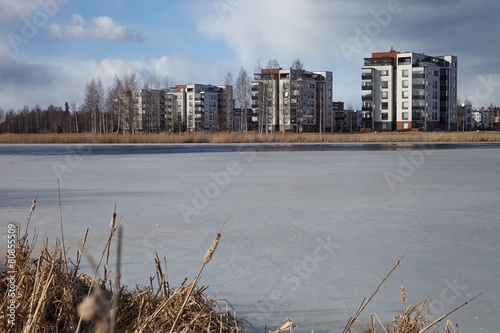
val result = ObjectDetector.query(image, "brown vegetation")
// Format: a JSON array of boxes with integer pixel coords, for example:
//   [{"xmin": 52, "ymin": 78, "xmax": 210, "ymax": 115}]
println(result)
[
  {"xmin": 1, "ymin": 131, "xmax": 500, "ymax": 144},
  {"xmin": 0, "ymin": 206, "xmax": 240, "ymax": 333},
  {"xmin": 1, "ymin": 201, "xmax": 480, "ymax": 333}
]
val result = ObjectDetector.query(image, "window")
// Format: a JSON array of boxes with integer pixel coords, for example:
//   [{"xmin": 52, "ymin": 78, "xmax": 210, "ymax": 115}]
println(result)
[
  {"xmin": 382, "ymin": 102, "xmax": 388, "ymax": 110},
  {"xmin": 433, "ymin": 81, "xmax": 438, "ymax": 89},
  {"xmin": 381, "ymin": 81, "xmax": 389, "ymax": 88},
  {"xmin": 433, "ymin": 70, "xmax": 439, "ymax": 76},
  {"xmin": 380, "ymin": 70, "xmax": 389, "ymax": 76},
  {"xmin": 382, "ymin": 91, "xmax": 389, "ymax": 99},
  {"xmin": 402, "ymin": 112, "xmax": 409, "ymax": 120},
  {"xmin": 402, "ymin": 69, "xmax": 409, "ymax": 77},
  {"xmin": 402, "ymin": 91, "xmax": 409, "ymax": 99},
  {"xmin": 402, "ymin": 101, "xmax": 409, "ymax": 109},
  {"xmin": 402, "ymin": 80, "xmax": 409, "ymax": 88},
  {"xmin": 381, "ymin": 113, "xmax": 389, "ymax": 120}
]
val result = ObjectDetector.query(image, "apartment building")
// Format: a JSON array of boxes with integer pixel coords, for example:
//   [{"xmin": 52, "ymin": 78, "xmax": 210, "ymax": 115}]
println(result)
[
  {"xmin": 362, "ymin": 49, "xmax": 457, "ymax": 131},
  {"xmin": 252, "ymin": 68, "xmax": 333, "ymax": 132},
  {"xmin": 178, "ymin": 84, "xmax": 233, "ymax": 132},
  {"xmin": 133, "ymin": 84, "xmax": 234, "ymax": 133},
  {"xmin": 132, "ymin": 89, "xmax": 164, "ymax": 133}
]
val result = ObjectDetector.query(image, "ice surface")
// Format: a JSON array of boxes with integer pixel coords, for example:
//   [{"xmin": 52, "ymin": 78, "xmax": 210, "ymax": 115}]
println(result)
[{"xmin": 1, "ymin": 145, "xmax": 499, "ymax": 332}]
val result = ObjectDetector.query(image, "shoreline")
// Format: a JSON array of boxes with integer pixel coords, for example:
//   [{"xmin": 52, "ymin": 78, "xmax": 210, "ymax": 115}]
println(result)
[{"xmin": 1, "ymin": 131, "xmax": 500, "ymax": 144}]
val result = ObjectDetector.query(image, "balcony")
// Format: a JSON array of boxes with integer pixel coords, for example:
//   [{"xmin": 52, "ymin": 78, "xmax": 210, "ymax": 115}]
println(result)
[
  {"xmin": 362, "ymin": 85, "xmax": 372, "ymax": 90},
  {"xmin": 362, "ymin": 73, "xmax": 373, "ymax": 80},
  {"xmin": 362, "ymin": 94, "xmax": 373, "ymax": 101}
]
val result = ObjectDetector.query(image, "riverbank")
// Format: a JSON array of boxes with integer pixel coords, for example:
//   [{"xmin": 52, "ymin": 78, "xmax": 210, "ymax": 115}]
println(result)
[{"xmin": 1, "ymin": 131, "xmax": 500, "ymax": 144}]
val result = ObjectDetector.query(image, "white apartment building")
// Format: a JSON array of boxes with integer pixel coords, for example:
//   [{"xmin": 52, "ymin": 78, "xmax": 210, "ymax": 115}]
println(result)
[
  {"xmin": 252, "ymin": 68, "xmax": 333, "ymax": 132},
  {"xmin": 131, "ymin": 84, "xmax": 233, "ymax": 133},
  {"xmin": 362, "ymin": 49, "xmax": 457, "ymax": 131},
  {"xmin": 170, "ymin": 84, "xmax": 233, "ymax": 132}
]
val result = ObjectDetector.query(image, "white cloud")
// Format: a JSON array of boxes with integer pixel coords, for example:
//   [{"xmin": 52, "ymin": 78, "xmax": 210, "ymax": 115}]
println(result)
[
  {"xmin": 48, "ymin": 14, "xmax": 144, "ymax": 43},
  {"xmin": 0, "ymin": 51, "xmax": 226, "ymax": 110},
  {"xmin": 0, "ymin": 1, "xmax": 43, "ymax": 21},
  {"xmin": 195, "ymin": 0, "xmax": 500, "ymax": 107}
]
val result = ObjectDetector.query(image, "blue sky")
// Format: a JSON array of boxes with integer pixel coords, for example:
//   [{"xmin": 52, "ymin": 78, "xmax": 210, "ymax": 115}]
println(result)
[{"xmin": 1, "ymin": 0, "xmax": 500, "ymax": 110}]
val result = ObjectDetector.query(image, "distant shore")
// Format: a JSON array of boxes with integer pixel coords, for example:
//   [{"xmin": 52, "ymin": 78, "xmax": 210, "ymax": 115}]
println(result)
[{"xmin": 1, "ymin": 131, "xmax": 500, "ymax": 144}]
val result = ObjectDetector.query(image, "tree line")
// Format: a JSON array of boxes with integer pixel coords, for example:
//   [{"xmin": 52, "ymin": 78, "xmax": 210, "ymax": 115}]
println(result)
[
  {"xmin": 0, "ymin": 58, "xmax": 304, "ymax": 134},
  {"xmin": 0, "ymin": 73, "xmax": 143, "ymax": 134}
]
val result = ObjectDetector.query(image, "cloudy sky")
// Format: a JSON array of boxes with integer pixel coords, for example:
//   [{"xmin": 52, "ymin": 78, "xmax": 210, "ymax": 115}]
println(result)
[{"xmin": 1, "ymin": 0, "xmax": 499, "ymax": 111}]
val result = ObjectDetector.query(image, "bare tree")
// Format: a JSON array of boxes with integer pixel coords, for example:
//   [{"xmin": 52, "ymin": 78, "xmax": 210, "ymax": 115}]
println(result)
[
  {"xmin": 291, "ymin": 58, "xmax": 304, "ymax": 71},
  {"xmin": 223, "ymin": 71, "xmax": 234, "ymax": 131},
  {"xmin": 107, "ymin": 75, "xmax": 124, "ymax": 133},
  {"xmin": 84, "ymin": 78, "xmax": 103, "ymax": 133},
  {"xmin": 266, "ymin": 58, "xmax": 280, "ymax": 69},
  {"xmin": 290, "ymin": 60, "xmax": 306, "ymax": 133},
  {"xmin": 235, "ymin": 67, "xmax": 251, "ymax": 132}
]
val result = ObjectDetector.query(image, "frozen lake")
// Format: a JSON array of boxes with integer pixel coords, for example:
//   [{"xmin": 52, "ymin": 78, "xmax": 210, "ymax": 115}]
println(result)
[{"xmin": 1, "ymin": 143, "xmax": 499, "ymax": 332}]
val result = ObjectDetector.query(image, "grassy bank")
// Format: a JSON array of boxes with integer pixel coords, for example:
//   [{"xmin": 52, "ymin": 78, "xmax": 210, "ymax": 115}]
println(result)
[{"xmin": 0, "ymin": 131, "xmax": 500, "ymax": 144}]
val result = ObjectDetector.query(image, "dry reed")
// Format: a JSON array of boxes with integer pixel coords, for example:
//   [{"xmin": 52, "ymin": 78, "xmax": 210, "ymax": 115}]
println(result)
[
  {"xmin": 0, "ymin": 203, "xmax": 240, "ymax": 333},
  {"xmin": 1, "ymin": 131, "xmax": 500, "ymax": 144}
]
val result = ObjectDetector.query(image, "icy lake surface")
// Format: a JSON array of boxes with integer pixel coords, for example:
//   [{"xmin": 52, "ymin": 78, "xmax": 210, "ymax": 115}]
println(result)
[{"xmin": 1, "ymin": 143, "xmax": 499, "ymax": 332}]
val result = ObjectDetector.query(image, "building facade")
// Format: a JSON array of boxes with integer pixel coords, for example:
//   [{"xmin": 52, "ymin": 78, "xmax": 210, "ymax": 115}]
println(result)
[
  {"xmin": 132, "ymin": 89, "xmax": 164, "ymax": 133},
  {"xmin": 131, "ymin": 84, "xmax": 234, "ymax": 133},
  {"xmin": 252, "ymin": 68, "xmax": 333, "ymax": 132},
  {"xmin": 362, "ymin": 49, "xmax": 457, "ymax": 131}
]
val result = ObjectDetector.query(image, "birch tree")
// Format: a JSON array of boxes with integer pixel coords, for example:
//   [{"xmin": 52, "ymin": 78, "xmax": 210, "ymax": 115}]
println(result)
[
  {"xmin": 223, "ymin": 71, "xmax": 233, "ymax": 131},
  {"xmin": 235, "ymin": 67, "xmax": 251, "ymax": 132},
  {"xmin": 83, "ymin": 78, "xmax": 104, "ymax": 133}
]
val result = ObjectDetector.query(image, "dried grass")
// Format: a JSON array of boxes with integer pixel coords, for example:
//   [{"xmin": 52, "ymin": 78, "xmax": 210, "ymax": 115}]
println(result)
[
  {"xmin": 1, "ymin": 131, "xmax": 500, "ymax": 144},
  {"xmin": 0, "ymin": 205, "xmax": 241, "ymax": 333}
]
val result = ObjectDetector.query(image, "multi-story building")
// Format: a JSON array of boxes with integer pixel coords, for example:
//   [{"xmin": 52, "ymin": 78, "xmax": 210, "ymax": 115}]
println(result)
[
  {"xmin": 456, "ymin": 100, "xmax": 472, "ymax": 131},
  {"xmin": 132, "ymin": 89, "xmax": 164, "ymax": 133},
  {"xmin": 252, "ymin": 68, "xmax": 333, "ymax": 132},
  {"xmin": 329, "ymin": 102, "xmax": 362, "ymax": 132},
  {"xmin": 168, "ymin": 84, "xmax": 233, "ymax": 132},
  {"xmin": 362, "ymin": 49, "xmax": 457, "ymax": 131}
]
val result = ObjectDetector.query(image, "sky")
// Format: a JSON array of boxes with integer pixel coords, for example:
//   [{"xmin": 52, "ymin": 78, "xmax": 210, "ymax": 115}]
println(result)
[{"xmin": 1, "ymin": 0, "xmax": 500, "ymax": 111}]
